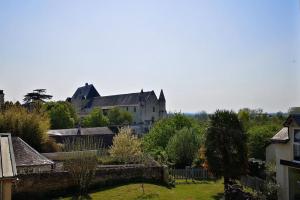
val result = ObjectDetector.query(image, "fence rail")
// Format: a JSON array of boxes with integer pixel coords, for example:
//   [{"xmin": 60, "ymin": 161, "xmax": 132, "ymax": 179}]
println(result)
[{"xmin": 170, "ymin": 168, "xmax": 211, "ymax": 180}]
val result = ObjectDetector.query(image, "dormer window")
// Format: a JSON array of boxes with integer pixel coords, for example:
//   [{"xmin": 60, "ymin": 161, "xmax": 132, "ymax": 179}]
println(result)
[{"xmin": 153, "ymin": 107, "xmax": 155, "ymax": 112}]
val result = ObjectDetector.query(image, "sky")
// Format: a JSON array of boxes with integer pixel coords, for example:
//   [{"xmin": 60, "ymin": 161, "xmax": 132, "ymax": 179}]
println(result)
[{"xmin": 0, "ymin": 0, "xmax": 299, "ymax": 113}]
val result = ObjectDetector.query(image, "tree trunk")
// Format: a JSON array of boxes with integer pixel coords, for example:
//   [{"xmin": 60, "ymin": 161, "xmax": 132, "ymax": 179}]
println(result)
[{"xmin": 224, "ymin": 176, "xmax": 230, "ymax": 200}]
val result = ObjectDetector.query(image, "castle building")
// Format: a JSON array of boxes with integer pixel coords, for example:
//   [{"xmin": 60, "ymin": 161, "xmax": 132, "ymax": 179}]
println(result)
[
  {"xmin": 69, "ymin": 83, "xmax": 167, "ymax": 125},
  {"xmin": 0, "ymin": 90, "xmax": 4, "ymax": 109}
]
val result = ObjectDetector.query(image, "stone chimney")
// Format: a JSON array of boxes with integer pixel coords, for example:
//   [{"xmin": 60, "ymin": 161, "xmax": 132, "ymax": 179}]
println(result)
[{"xmin": 0, "ymin": 90, "xmax": 4, "ymax": 109}]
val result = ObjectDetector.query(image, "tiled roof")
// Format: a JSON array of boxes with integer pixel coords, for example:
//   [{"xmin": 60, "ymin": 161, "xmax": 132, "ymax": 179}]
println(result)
[
  {"xmin": 48, "ymin": 127, "xmax": 114, "ymax": 136},
  {"xmin": 284, "ymin": 114, "xmax": 300, "ymax": 127},
  {"xmin": 72, "ymin": 84, "xmax": 100, "ymax": 100},
  {"xmin": 91, "ymin": 91, "xmax": 155, "ymax": 108},
  {"xmin": 271, "ymin": 127, "xmax": 289, "ymax": 143},
  {"xmin": 12, "ymin": 137, "xmax": 54, "ymax": 167},
  {"xmin": 0, "ymin": 134, "xmax": 17, "ymax": 179}
]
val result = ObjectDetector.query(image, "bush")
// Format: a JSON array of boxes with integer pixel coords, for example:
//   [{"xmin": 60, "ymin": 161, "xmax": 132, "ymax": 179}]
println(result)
[
  {"xmin": 107, "ymin": 107, "xmax": 133, "ymax": 125},
  {"xmin": 109, "ymin": 127, "xmax": 142, "ymax": 163},
  {"xmin": 166, "ymin": 128, "xmax": 200, "ymax": 167},
  {"xmin": 82, "ymin": 107, "xmax": 109, "ymax": 127},
  {"xmin": 0, "ymin": 105, "xmax": 50, "ymax": 151}
]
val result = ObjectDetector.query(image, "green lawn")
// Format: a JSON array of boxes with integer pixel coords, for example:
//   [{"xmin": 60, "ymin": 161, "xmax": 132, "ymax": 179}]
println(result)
[{"xmin": 61, "ymin": 180, "xmax": 224, "ymax": 200}]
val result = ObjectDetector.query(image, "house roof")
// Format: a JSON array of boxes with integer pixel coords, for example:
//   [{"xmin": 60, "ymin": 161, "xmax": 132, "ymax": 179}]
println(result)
[
  {"xmin": 91, "ymin": 91, "xmax": 155, "ymax": 108},
  {"xmin": 0, "ymin": 134, "xmax": 17, "ymax": 179},
  {"xmin": 270, "ymin": 127, "xmax": 289, "ymax": 143},
  {"xmin": 284, "ymin": 114, "xmax": 300, "ymax": 127},
  {"xmin": 48, "ymin": 127, "xmax": 114, "ymax": 136},
  {"xmin": 12, "ymin": 137, "xmax": 54, "ymax": 167},
  {"xmin": 72, "ymin": 83, "xmax": 100, "ymax": 100}
]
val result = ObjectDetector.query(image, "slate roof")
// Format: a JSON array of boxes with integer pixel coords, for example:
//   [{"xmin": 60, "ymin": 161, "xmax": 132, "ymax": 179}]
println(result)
[
  {"xmin": 284, "ymin": 114, "xmax": 300, "ymax": 127},
  {"xmin": 271, "ymin": 127, "xmax": 289, "ymax": 143},
  {"xmin": 12, "ymin": 137, "xmax": 54, "ymax": 167},
  {"xmin": 91, "ymin": 91, "xmax": 155, "ymax": 108},
  {"xmin": 72, "ymin": 83, "xmax": 100, "ymax": 100},
  {"xmin": 0, "ymin": 134, "xmax": 17, "ymax": 179},
  {"xmin": 48, "ymin": 127, "xmax": 114, "ymax": 136}
]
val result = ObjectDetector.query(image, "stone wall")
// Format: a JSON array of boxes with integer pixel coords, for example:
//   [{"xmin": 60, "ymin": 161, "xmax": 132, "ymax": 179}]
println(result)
[{"xmin": 13, "ymin": 165, "xmax": 165, "ymax": 198}]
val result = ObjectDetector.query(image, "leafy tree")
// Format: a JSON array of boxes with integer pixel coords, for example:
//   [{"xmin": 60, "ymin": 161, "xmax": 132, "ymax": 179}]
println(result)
[
  {"xmin": 82, "ymin": 107, "xmax": 109, "ymax": 127},
  {"xmin": 247, "ymin": 124, "xmax": 281, "ymax": 160},
  {"xmin": 143, "ymin": 113, "xmax": 203, "ymax": 152},
  {"xmin": 44, "ymin": 101, "xmax": 78, "ymax": 129},
  {"xmin": 205, "ymin": 110, "xmax": 248, "ymax": 199},
  {"xmin": 0, "ymin": 104, "xmax": 50, "ymax": 151},
  {"xmin": 166, "ymin": 128, "xmax": 201, "ymax": 167},
  {"xmin": 107, "ymin": 107, "xmax": 133, "ymax": 125},
  {"xmin": 24, "ymin": 89, "xmax": 53, "ymax": 104},
  {"xmin": 109, "ymin": 127, "xmax": 142, "ymax": 163}
]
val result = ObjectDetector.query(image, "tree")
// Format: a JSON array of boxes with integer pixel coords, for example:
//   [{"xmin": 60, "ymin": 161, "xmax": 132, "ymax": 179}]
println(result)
[
  {"xmin": 82, "ymin": 107, "xmax": 109, "ymax": 127},
  {"xmin": 63, "ymin": 136, "xmax": 104, "ymax": 195},
  {"xmin": 24, "ymin": 89, "xmax": 53, "ymax": 104},
  {"xmin": 107, "ymin": 107, "xmax": 133, "ymax": 125},
  {"xmin": 205, "ymin": 110, "xmax": 248, "ymax": 199},
  {"xmin": 166, "ymin": 128, "xmax": 201, "ymax": 167},
  {"xmin": 143, "ymin": 113, "xmax": 203, "ymax": 152},
  {"xmin": 44, "ymin": 101, "xmax": 78, "ymax": 129},
  {"xmin": 109, "ymin": 127, "xmax": 142, "ymax": 163},
  {"xmin": 247, "ymin": 124, "xmax": 281, "ymax": 160},
  {"xmin": 0, "ymin": 104, "xmax": 50, "ymax": 151}
]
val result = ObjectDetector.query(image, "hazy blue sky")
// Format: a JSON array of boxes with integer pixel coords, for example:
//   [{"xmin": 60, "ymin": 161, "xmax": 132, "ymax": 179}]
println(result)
[{"xmin": 0, "ymin": 0, "xmax": 299, "ymax": 113}]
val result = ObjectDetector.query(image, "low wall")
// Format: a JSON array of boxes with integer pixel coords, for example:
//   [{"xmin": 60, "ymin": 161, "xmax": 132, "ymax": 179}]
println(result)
[{"xmin": 13, "ymin": 165, "xmax": 165, "ymax": 198}]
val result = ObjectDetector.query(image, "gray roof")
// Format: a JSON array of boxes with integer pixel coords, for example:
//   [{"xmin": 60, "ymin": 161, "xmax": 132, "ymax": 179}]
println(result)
[
  {"xmin": 0, "ymin": 134, "xmax": 17, "ymax": 179},
  {"xmin": 48, "ymin": 127, "xmax": 114, "ymax": 136},
  {"xmin": 91, "ymin": 91, "xmax": 156, "ymax": 108},
  {"xmin": 72, "ymin": 83, "xmax": 100, "ymax": 100},
  {"xmin": 284, "ymin": 114, "xmax": 300, "ymax": 127},
  {"xmin": 271, "ymin": 127, "xmax": 289, "ymax": 143},
  {"xmin": 12, "ymin": 137, "xmax": 54, "ymax": 167}
]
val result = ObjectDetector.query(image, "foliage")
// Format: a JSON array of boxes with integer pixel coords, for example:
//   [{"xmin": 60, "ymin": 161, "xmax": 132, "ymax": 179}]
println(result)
[
  {"xmin": 143, "ymin": 113, "xmax": 205, "ymax": 153},
  {"xmin": 82, "ymin": 107, "xmax": 109, "ymax": 127},
  {"xmin": 107, "ymin": 107, "xmax": 133, "ymax": 125},
  {"xmin": 44, "ymin": 101, "xmax": 78, "ymax": 129},
  {"xmin": 247, "ymin": 124, "xmax": 281, "ymax": 160},
  {"xmin": 23, "ymin": 89, "xmax": 53, "ymax": 109},
  {"xmin": 0, "ymin": 104, "xmax": 50, "ymax": 151},
  {"xmin": 166, "ymin": 128, "xmax": 201, "ymax": 167},
  {"xmin": 205, "ymin": 110, "xmax": 248, "ymax": 199},
  {"xmin": 63, "ymin": 136, "xmax": 105, "ymax": 195},
  {"xmin": 109, "ymin": 127, "xmax": 142, "ymax": 164}
]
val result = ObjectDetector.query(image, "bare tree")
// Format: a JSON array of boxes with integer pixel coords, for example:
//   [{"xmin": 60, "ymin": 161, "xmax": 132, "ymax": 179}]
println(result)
[{"xmin": 63, "ymin": 136, "xmax": 104, "ymax": 195}]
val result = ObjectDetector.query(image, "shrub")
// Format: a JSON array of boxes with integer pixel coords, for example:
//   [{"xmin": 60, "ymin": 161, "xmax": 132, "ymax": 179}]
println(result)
[
  {"xmin": 109, "ymin": 127, "xmax": 142, "ymax": 163},
  {"xmin": 82, "ymin": 107, "xmax": 109, "ymax": 127}
]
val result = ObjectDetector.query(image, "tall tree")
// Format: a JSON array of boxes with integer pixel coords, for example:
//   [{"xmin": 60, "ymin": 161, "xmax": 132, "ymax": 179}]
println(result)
[
  {"xmin": 24, "ymin": 89, "xmax": 53, "ymax": 104},
  {"xmin": 107, "ymin": 107, "xmax": 133, "ymax": 125},
  {"xmin": 205, "ymin": 110, "xmax": 248, "ymax": 199},
  {"xmin": 82, "ymin": 107, "xmax": 109, "ymax": 127}
]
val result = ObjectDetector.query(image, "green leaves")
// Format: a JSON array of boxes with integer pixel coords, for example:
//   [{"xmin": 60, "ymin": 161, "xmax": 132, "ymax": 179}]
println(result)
[{"xmin": 82, "ymin": 107, "xmax": 109, "ymax": 127}]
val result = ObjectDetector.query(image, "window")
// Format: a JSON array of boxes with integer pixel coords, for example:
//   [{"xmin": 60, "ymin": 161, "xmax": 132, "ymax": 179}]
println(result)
[
  {"xmin": 294, "ymin": 130, "xmax": 300, "ymax": 161},
  {"xmin": 153, "ymin": 107, "xmax": 155, "ymax": 112},
  {"xmin": 134, "ymin": 107, "xmax": 136, "ymax": 112},
  {"xmin": 126, "ymin": 107, "xmax": 128, "ymax": 111}
]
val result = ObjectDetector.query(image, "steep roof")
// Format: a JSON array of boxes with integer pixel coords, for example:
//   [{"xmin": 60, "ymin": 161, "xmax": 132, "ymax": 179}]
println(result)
[
  {"xmin": 284, "ymin": 114, "xmax": 300, "ymax": 127},
  {"xmin": 270, "ymin": 127, "xmax": 289, "ymax": 143},
  {"xmin": 12, "ymin": 137, "xmax": 54, "ymax": 167},
  {"xmin": 91, "ymin": 91, "xmax": 156, "ymax": 108},
  {"xmin": 72, "ymin": 83, "xmax": 100, "ymax": 100},
  {"xmin": 48, "ymin": 127, "xmax": 114, "ymax": 136},
  {"xmin": 0, "ymin": 134, "xmax": 17, "ymax": 179},
  {"xmin": 159, "ymin": 89, "xmax": 165, "ymax": 102}
]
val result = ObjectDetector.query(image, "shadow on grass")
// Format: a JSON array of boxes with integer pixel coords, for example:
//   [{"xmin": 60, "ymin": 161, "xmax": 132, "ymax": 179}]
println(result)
[
  {"xmin": 212, "ymin": 192, "xmax": 224, "ymax": 200},
  {"xmin": 69, "ymin": 194, "xmax": 92, "ymax": 200},
  {"xmin": 134, "ymin": 193, "xmax": 159, "ymax": 200}
]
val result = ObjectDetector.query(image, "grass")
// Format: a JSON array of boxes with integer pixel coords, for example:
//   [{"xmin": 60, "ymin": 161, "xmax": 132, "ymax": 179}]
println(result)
[{"xmin": 60, "ymin": 180, "xmax": 224, "ymax": 200}]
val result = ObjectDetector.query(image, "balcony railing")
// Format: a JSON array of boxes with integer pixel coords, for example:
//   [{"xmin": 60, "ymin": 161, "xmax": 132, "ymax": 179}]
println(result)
[{"xmin": 294, "ymin": 143, "xmax": 300, "ymax": 161}]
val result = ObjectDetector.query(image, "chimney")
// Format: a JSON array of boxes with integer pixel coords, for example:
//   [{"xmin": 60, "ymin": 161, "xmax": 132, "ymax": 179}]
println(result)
[
  {"xmin": 85, "ymin": 83, "xmax": 88, "ymax": 86},
  {"xmin": 0, "ymin": 90, "xmax": 4, "ymax": 108}
]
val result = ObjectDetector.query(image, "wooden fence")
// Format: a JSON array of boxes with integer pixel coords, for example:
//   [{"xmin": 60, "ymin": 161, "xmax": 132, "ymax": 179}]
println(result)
[{"xmin": 169, "ymin": 168, "xmax": 211, "ymax": 180}]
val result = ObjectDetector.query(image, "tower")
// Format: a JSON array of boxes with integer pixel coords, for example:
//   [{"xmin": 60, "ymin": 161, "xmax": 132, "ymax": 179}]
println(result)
[{"xmin": 158, "ymin": 89, "xmax": 166, "ymax": 118}]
